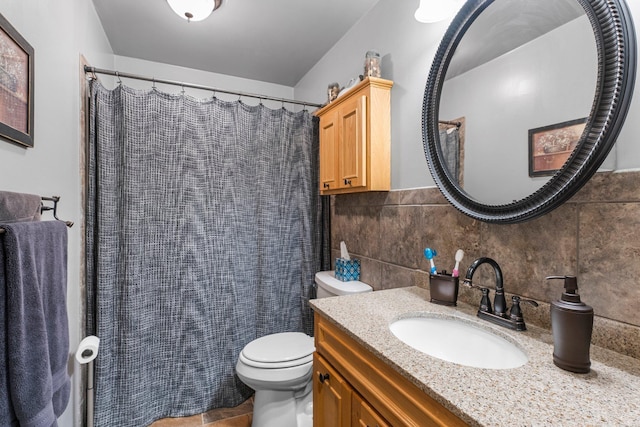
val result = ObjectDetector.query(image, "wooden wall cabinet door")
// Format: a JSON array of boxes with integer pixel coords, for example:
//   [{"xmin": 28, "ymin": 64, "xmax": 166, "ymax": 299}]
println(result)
[
  {"xmin": 337, "ymin": 94, "xmax": 367, "ymax": 191},
  {"xmin": 315, "ymin": 77, "xmax": 393, "ymax": 195},
  {"xmin": 319, "ymin": 111, "xmax": 340, "ymax": 191}
]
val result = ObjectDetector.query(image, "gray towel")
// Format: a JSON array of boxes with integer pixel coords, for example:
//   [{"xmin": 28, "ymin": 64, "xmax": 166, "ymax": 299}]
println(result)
[
  {"xmin": 0, "ymin": 191, "xmax": 41, "ymax": 223},
  {"xmin": 0, "ymin": 221, "xmax": 70, "ymax": 427},
  {"xmin": 0, "ymin": 232, "xmax": 18, "ymax": 426}
]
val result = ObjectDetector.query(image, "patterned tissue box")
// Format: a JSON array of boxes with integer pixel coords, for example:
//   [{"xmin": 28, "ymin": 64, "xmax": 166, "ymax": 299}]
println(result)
[{"xmin": 335, "ymin": 258, "xmax": 361, "ymax": 281}]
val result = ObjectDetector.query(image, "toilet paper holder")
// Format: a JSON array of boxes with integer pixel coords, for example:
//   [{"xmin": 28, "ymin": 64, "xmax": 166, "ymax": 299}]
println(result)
[{"xmin": 76, "ymin": 336, "xmax": 100, "ymax": 427}]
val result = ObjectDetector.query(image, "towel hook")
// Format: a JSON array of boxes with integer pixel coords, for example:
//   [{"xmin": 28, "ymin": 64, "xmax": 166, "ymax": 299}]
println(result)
[{"xmin": 41, "ymin": 196, "xmax": 74, "ymax": 228}]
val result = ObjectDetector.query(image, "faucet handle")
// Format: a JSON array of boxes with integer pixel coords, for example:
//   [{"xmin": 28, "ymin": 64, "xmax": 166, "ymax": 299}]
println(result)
[
  {"xmin": 462, "ymin": 278, "xmax": 481, "ymax": 289},
  {"xmin": 479, "ymin": 287, "xmax": 492, "ymax": 313},
  {"xmin": 509, "ymin": 295, "xmax": 538, "ymax": 321}
]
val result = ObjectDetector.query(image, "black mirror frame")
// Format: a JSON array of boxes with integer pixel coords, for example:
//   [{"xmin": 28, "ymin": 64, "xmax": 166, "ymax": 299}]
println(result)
[{"xmin": 422, "ymin": 0, "xmax": 636, "ymax": 223}]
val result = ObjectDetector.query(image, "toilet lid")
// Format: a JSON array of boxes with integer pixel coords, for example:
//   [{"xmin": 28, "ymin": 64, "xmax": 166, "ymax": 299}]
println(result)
[{"xmin": 241, "ymin": 332, "xmax": 315, "ymax": 368}]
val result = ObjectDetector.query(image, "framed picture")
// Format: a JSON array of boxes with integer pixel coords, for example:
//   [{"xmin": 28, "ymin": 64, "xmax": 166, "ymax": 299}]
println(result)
[
  {"xmin": 528, "ymin": 118, "xmax": 587, "ymax": 177},
  {"xmin": 0, "ymin": 12, "xmax": 34, "ymax": 148}
]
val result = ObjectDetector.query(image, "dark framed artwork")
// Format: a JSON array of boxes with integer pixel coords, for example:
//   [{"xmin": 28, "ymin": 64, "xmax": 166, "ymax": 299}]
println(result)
[
  {"xmin": 0, "ymin": 12, "xmax": 34, "ymax": 148},
  {"xmin": 528, "ymin": 118, "xmax": 587, "ymax": 177}
]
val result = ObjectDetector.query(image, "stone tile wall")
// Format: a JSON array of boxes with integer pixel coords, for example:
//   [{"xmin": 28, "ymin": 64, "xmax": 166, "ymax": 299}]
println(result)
[{"xmin": 331, "ymin": 171, "xmax": 640, "ymax": 359}]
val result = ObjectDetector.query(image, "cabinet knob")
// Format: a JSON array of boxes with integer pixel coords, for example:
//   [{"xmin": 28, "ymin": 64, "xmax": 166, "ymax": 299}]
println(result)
[
  {"xmin": 344, "ymin": 179, "xmax": 352, "ymax": 185},
  {"xmin": 318, "ymin": 372, "xmax": 329, "ymax": 383}
]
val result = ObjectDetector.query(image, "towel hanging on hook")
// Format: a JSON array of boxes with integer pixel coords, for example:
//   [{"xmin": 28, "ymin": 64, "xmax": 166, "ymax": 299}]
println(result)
[{"xmin": 0, "ymin": 195, "xmax": 73, "ymax": 235}]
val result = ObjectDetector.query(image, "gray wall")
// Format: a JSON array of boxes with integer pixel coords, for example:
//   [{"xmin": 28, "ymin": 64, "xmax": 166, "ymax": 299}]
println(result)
[
  {"xmin": 294, "ymin": 0, "xmax": 640, "ymax": 189},
  {"xmin": 0, "ymin": 1, "xmax": 113, "ymax": 424}
]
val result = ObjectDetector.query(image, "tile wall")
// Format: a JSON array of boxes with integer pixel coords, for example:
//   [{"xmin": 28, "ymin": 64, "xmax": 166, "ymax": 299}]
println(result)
[{"xmin": 331, "ymin": 171, "xmax": 640, "ymax": 359}]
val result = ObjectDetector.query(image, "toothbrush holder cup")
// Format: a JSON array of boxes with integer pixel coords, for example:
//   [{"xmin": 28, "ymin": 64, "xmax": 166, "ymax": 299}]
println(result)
[{"xmin": 429, "ymin": 273, "xmax": 459, "ymax": 306}]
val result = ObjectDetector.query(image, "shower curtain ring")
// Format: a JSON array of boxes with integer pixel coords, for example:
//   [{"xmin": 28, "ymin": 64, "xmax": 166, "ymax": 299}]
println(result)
[
  {"xmin": 152, "ymin": 78, "xmax": 156, "ymax": 90},
  {"xmin": 116, "ymin": 72, "xmax": 122, "ymax": 85}
]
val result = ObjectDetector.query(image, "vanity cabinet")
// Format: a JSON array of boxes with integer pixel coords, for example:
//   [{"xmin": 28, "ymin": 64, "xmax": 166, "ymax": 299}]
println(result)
[
  {"xmin": 314, "ymin": 77, "xmax": 393, "ymax": 195},
  {"xmin": 313, "ymin": 313, "xmax": 468, "ymax": 427}
]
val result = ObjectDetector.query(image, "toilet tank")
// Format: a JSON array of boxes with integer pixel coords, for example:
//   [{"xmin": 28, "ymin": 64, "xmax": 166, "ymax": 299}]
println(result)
[{"xmin": 314, "ymin": 271, "xmax": 372, "ymax": 298}]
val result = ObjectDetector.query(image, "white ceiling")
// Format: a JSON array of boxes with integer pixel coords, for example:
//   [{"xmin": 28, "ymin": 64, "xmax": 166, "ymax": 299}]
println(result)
[
  {"xmin": 91, "ymin": 0, "xmax": 382, "ymax": 87},
  {"xmin": 446, "ymin": 0, "xmax": 585, "ymax": 79}
]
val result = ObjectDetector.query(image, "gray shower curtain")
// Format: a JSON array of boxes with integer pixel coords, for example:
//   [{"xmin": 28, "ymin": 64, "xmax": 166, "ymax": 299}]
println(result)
[
  {"xmin": 439, "ymin": 127, "xmax": 460, "ymax": 184},
  {"xmin": 86, "ymin": 81, "xmax": 324, "ymax": 426}
]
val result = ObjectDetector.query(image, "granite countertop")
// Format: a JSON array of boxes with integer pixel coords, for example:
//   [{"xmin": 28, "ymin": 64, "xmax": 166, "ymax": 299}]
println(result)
[{"xmin": 309, "ymin": 286, "xmax": 640, "ymax": 427}]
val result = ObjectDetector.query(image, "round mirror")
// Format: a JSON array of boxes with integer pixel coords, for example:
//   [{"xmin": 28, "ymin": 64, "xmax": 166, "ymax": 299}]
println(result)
[{"xmin": 422, "ymin": 0, "xmax": 636, "ymax": 223}]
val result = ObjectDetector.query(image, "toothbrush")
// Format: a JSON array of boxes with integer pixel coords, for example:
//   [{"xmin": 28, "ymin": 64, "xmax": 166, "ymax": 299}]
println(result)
[
  {"xmin": 452, "ymin": 249, "xmax": 465, "ymax": 277},
  {"xmin": 424, "ymin": 248, "xmax": 437, "ymax": 274}
]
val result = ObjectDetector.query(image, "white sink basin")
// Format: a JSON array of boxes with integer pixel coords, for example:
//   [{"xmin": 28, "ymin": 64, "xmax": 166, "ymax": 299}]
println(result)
[{"xmin": 389, "ymin": 316, "xmax": 527, "ymax": 369}]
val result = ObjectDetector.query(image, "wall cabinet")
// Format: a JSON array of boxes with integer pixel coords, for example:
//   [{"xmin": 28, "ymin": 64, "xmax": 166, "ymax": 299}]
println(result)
[
  {"xmin": 314, "ymin": 77, "xmax": 393, "ymax": 195},
  {"xmin": 313, "ymin": 314, "xmax": 468, "ymax": 427}
]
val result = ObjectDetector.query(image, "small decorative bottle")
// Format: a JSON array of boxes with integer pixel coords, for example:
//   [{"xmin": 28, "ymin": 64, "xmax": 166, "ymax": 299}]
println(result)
[
  {"xmin": 364, "ymin": 50, "xmax": 381, "ymax": 78},
  {"xmin": 327, "ymin": 82, "xmax": 340, "ymax": 103}
]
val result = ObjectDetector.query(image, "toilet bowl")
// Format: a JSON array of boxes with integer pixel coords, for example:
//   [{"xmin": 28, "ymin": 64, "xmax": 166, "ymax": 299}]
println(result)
[{"xmin": 235, "ymin": 271, "xmax": 372, "ymax": 427}]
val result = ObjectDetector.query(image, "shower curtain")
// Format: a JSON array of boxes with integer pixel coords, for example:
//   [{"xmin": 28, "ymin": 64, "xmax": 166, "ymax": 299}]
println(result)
[
  {"xmin": 439, "ymin": 127, "xmax": 460, "ymax": 185},
  {"xmin": 86, "ymin": 81, "xmax": 325, "ymax": 426}
]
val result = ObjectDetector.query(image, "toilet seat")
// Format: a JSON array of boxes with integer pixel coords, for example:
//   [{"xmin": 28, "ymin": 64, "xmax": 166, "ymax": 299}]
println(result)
[{"xmin": 240, "ymin": 332, "xmax": 315, "ymax": 369}]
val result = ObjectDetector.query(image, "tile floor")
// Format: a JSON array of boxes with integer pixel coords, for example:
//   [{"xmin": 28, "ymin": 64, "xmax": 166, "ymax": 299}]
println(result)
[{"xmin": 149, "ymin": 398, "xmax": 253, "ymax": 427}]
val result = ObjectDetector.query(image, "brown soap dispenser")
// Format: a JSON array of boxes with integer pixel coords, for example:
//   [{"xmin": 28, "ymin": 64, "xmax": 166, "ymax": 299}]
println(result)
[{"xmin": 547, "ymin": 275, "xmax": 594, "ymax": 373}]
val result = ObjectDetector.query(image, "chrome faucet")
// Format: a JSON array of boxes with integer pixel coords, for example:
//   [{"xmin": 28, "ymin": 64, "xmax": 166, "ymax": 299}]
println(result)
[{"xmin": 463, "ymin": 257, "xmax": 538, "ymax": 331}]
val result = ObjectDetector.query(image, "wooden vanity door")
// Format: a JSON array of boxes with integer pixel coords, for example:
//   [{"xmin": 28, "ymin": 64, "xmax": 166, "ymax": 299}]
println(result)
[
  {"xmin": 314, "ymin": 353, "xmax": 352, "ymax": 427},
  {"xmin": 352, "ymin": 392, "xmax": 391, "ymax": 427}
]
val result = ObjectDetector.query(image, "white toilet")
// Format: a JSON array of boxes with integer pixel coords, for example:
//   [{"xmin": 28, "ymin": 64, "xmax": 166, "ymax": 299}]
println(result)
[{"xmin": 235, "ymin": 270, "xmax": 372, "ymax": 427}]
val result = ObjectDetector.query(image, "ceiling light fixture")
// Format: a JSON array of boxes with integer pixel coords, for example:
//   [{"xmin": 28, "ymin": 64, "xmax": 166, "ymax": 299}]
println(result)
[
  {"xmin": 414, "ymin": 0, "xmax": 464, "ymax": 23},
  {"xmin": 167, "ymin": 0, "xmax": 222, "ymax": 22}
]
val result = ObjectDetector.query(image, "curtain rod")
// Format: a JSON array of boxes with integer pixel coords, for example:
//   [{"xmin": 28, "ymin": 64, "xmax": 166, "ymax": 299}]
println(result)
[
  {"xmin": 438, "ymin": 120, "xmax": 462, "ymax": 128},
  {"xmin": 84, "ymin": 66, "xmax": 323, "ymax": 108}
]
